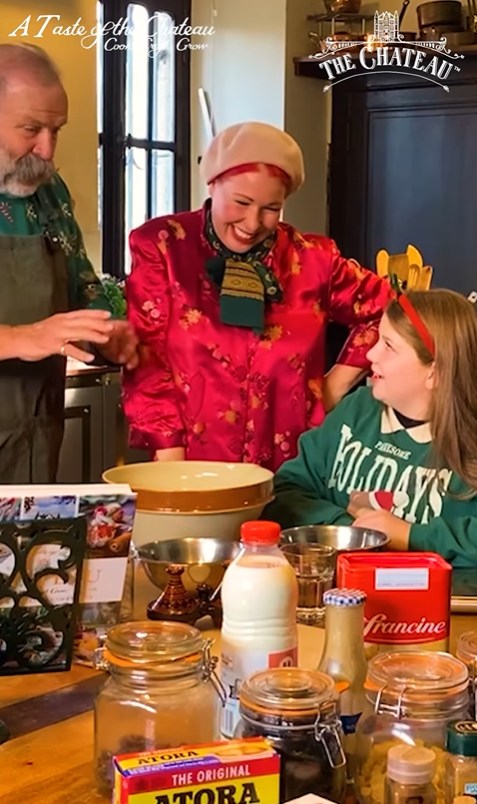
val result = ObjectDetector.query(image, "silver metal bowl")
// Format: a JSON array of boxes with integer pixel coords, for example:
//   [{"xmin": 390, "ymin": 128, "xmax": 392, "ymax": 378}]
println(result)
[
  {"xmin": 280, "ymin": 525, "xmax": 389, "ymax": 552},
  {"xmin": 137, "ymin": 538, "xmax": 241, "ymax": 591}
]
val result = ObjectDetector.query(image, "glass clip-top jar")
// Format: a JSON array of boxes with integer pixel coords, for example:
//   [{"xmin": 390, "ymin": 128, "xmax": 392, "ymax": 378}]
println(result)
[
  {"xmin": 367, "ymin": 651, "xmax": 469, "ymax": 722},
  {"xmin": 456, "ymin": 631, "xmax": 477, "ymax": 718},
  {"xmin": 94, "ymin": 620, "xmax": 226, "ymax": 795},
  {"xmin": 356, "ymin": 650, "xmax": 470, "ymax": 804},
  {"xmin": 236, "ymin": 666, "xmax": 347, "ymax": 803}
]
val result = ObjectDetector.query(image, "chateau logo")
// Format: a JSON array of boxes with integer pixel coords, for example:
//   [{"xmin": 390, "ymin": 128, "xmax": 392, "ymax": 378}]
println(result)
[{"xmin": 310, "ymin": 10, "xmax": 464, "ymax": 92}]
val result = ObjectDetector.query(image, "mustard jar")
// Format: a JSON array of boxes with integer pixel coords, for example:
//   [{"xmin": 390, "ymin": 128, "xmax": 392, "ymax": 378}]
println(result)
[
  {"xmin": 445, "ymin": 721, "xmax": 477, "ymax": 802},
  {"xmin": 94, "ymin": 620, "xmax": 224, "ymax": 794},
  {"xmin": 456, "ymin": 631, "xmax": 477, "ymax": 718},
  {"xmin": 235, "ymin": 667, "xmax": 347, "ymax": 803},
  {"xmin": 355, "ymin": 651, "xmax": 469, "ymax": 804}
]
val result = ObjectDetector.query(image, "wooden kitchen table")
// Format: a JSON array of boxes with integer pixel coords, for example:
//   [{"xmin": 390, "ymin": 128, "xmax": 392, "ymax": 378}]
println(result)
[
  {"xmin": 0, "ymin": 662, "xmax": 106, "ymax": 804},
  {"xmin": 0, "ymin": 626, "xmax": 325, "ymax": 804},
  {"xmin": 2, "ymin": 614, "xmax": 475, "ymax": 804}
]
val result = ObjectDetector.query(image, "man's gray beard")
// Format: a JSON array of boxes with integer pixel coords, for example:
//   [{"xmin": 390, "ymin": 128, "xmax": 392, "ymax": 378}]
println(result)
[{"xmin": 0, "ymin": 151, "xmax": 55, "ymax": 197}]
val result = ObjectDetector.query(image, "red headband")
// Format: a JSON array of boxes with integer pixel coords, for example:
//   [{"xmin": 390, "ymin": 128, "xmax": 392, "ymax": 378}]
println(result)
[
  {"xmin": 397, "ymin": 295, "xmax": 435, "ymax": 358},
  {"xmin": 212, "ymin": 162, "xmax": 291, "ymax": 190}
]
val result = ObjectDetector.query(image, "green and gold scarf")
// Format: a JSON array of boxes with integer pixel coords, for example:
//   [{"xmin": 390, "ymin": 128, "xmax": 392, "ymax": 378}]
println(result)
[{"xmin": 204, "ymin": 202, "xmax": 282, "ymax": 333}]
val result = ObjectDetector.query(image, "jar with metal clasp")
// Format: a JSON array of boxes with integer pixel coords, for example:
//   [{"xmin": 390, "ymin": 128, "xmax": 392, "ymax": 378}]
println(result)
[
  {"xmin": 235, "ymin": 667, "xmax": 347, "ymax": 803},
  {"xmin": 94, "ymin": 620, "xmax": 225, "ymax": 795},
  {"xmin": 355, "ymin": 651, "xmax": 470, "ymax": 804},
  {"xmin": 456, "ymin": 631, "xmax": 477, "ymax": 718}
]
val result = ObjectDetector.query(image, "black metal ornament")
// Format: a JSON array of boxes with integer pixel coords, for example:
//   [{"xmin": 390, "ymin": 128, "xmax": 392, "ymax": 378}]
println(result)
[{"xmin": 0, "ymin": 518, "xmax": 87, "ymax": 675}]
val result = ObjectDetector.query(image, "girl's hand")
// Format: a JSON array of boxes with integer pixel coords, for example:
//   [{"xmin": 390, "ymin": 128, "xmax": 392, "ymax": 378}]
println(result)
[
  {"xmin": 352, "ymin": 508, "xmax": 411, "ymax": 550},
  {"xmin": 347, "ymin": 491, "xmax": 373, "ymax": 517}
]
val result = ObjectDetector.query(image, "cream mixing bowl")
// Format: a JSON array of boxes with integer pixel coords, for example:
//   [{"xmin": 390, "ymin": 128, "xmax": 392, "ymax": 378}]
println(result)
[{"xmin": 103, "ymin": 460, "xmax": 274, "ymax": 545}]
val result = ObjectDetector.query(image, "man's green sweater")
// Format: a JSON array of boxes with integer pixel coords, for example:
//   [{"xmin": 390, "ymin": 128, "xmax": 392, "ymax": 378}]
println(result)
[
  {"xmin": 265, "ymin": 387, "xmax": 477, "ymax": 567},
  {"xmin": 0, "ymin": 173, "xmax": 109, "ymax": 312}
]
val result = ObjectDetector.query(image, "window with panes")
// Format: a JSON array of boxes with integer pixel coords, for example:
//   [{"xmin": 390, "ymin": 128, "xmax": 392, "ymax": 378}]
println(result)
[{"xmin": 97, "ymin": 0, "xmax": 190, "ymax": 276}]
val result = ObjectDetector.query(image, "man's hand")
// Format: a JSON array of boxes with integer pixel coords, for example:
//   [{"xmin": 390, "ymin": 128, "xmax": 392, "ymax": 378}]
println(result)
[
  {"xmin": 11, "ymin": 310, "xmax": 114, "ymax": 363},
  {"xmin": 352, "ymin": 508, "xmax": 411, "ymax": 550},
  {"xmin": 96, "ymin": 320, "xmax": 139, "ymax": 370}
]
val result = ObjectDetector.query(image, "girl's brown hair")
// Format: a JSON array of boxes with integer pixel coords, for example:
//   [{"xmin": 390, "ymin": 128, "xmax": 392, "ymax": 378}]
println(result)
[{"xmin": 386, "ymin": 289, "xmax": 477, "ymax": 494}]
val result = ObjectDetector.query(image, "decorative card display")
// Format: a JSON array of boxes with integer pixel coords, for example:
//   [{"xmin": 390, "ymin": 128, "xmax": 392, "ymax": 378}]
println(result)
[{"xmin": 0, "ymin": 484, "xmax": 137, "ymax": 666}]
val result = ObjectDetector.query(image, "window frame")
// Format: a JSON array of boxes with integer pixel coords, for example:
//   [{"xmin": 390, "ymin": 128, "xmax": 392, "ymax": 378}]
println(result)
[{"xmin": 99, "ymin": 0, "xmax": 191, "ymax": 277}]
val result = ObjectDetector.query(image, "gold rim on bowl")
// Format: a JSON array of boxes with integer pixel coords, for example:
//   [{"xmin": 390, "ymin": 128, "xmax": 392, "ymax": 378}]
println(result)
[
  {"xmin": 135, "ymin": 496, "xmax": 275, "ymax": 515},
  {"xmin": 102, "ymin": 461, "xmax": 275, "ymax": 513}
]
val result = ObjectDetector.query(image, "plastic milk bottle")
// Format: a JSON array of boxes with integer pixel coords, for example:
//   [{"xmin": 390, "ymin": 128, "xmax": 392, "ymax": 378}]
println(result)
[{"xmin": 220, "ymin": 520, "xmax": 298, "ymax": 737}]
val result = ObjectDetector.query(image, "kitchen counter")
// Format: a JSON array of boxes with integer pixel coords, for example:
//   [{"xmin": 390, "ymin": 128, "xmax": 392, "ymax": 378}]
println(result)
[
  {"xmin": 66, "ymin": 357, "xmax": 119, "ymax": 378},
  {"xmin": 1, "ymin": 616, "xmax": 475, "ymax": 804}
]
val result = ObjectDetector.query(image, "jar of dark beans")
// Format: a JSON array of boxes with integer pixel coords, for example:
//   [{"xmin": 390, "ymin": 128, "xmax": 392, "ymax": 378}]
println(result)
[
  {"xmin": 235, "ymin": 667, "xmax": 347, "ymax": 803},
  {"xmin": 94, "ymin": 621, "xmax": 224, "ymax": 795}
]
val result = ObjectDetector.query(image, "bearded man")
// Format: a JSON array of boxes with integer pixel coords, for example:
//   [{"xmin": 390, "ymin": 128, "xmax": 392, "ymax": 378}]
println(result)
[{"xmin": 0, "ymin": 43, "xmax": 138, "ymax": 482}]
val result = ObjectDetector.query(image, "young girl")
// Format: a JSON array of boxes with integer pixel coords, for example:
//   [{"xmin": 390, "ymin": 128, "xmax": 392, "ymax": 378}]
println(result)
[{"xmin": 264, "ymin": 289, "xmax": 477, "ymax": 567}]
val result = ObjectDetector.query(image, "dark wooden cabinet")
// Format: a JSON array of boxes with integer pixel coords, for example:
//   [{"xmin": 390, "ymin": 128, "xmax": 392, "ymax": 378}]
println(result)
[
  {"xmin": 58, "ymin": 370, "xmax": 119, "ymax": 483},
  {"xmin": 58, "ymin": 368, "xmax": 149, "ymax": 483},
  {"xmin": 59, "ymin": 380, "xmax": 102, "ymax": 483},
  {"xmin": 297, "ymin": 50, "xmax": 477, "ymax": 295}
]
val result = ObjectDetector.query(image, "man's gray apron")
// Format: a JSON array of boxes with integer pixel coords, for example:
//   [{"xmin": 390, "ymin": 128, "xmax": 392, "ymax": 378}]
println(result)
[{"xmin": 0, "ymin": 227, "xmax": 68, "ymax": 483}]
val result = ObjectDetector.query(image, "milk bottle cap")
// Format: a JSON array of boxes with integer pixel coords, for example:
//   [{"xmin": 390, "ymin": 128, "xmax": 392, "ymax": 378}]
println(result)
[{"xmin": 240, "ymin": 520, "xmax": 281, "ymax": 545}]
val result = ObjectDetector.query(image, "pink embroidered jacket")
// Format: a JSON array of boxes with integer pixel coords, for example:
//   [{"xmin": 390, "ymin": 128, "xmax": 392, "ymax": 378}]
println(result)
[{"xmin": 123, "ymin": 206, "xmax": 392, "ymax": 470}]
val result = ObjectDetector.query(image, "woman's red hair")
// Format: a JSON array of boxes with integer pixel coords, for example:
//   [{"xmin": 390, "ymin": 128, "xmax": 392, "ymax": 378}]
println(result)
[{"xmin": 213, "ymin": 162, "xmax": 291, "ymax": 192}]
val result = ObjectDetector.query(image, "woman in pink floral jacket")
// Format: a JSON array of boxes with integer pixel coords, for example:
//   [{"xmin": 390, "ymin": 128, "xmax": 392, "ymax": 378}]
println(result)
[{"xmin": 122, "ymin": 122, "xmax": 392, "ymax": 471}]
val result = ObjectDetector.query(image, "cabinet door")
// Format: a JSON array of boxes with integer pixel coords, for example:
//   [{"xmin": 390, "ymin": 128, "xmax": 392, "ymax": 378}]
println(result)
[
  {"xmin": 330, "ymin": 75, "xmax": 477, "ymax": 294},
  {"xmin": 58, "ymin": 383, "xmax": 104, "ymax": 483},
  {"xmin": 102, "ymin": 372, "xmax": 151, "ymax": 469}
]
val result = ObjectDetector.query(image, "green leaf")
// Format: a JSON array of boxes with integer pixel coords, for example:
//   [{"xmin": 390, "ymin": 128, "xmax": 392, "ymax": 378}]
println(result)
[{"xmin": 101, "ymin": 276, "xmax": 127, "ymax": 319}]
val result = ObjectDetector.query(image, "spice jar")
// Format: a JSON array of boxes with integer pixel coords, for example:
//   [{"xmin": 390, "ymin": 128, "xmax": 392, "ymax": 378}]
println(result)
[
  {"xmin": 456, "ymin": 631, "xmax": 477, "ymax": 718},
  {"xmin": 384, "ymin": 744, "xmax": 436, "ymax": 804},
  {"xmin": 355, "ymin": 651, "xmax": 469, "ymax": 804},
  {"xmin": 235, "ymin": 667, "xmax": 347, "ymax": 803},
  {"xmin": 94, "ymin": 620, "xmax": 224, "ymax": 794},
  {"xmin": 445, "ymin": 721, "xmax": 477, "ymax": 802}
]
